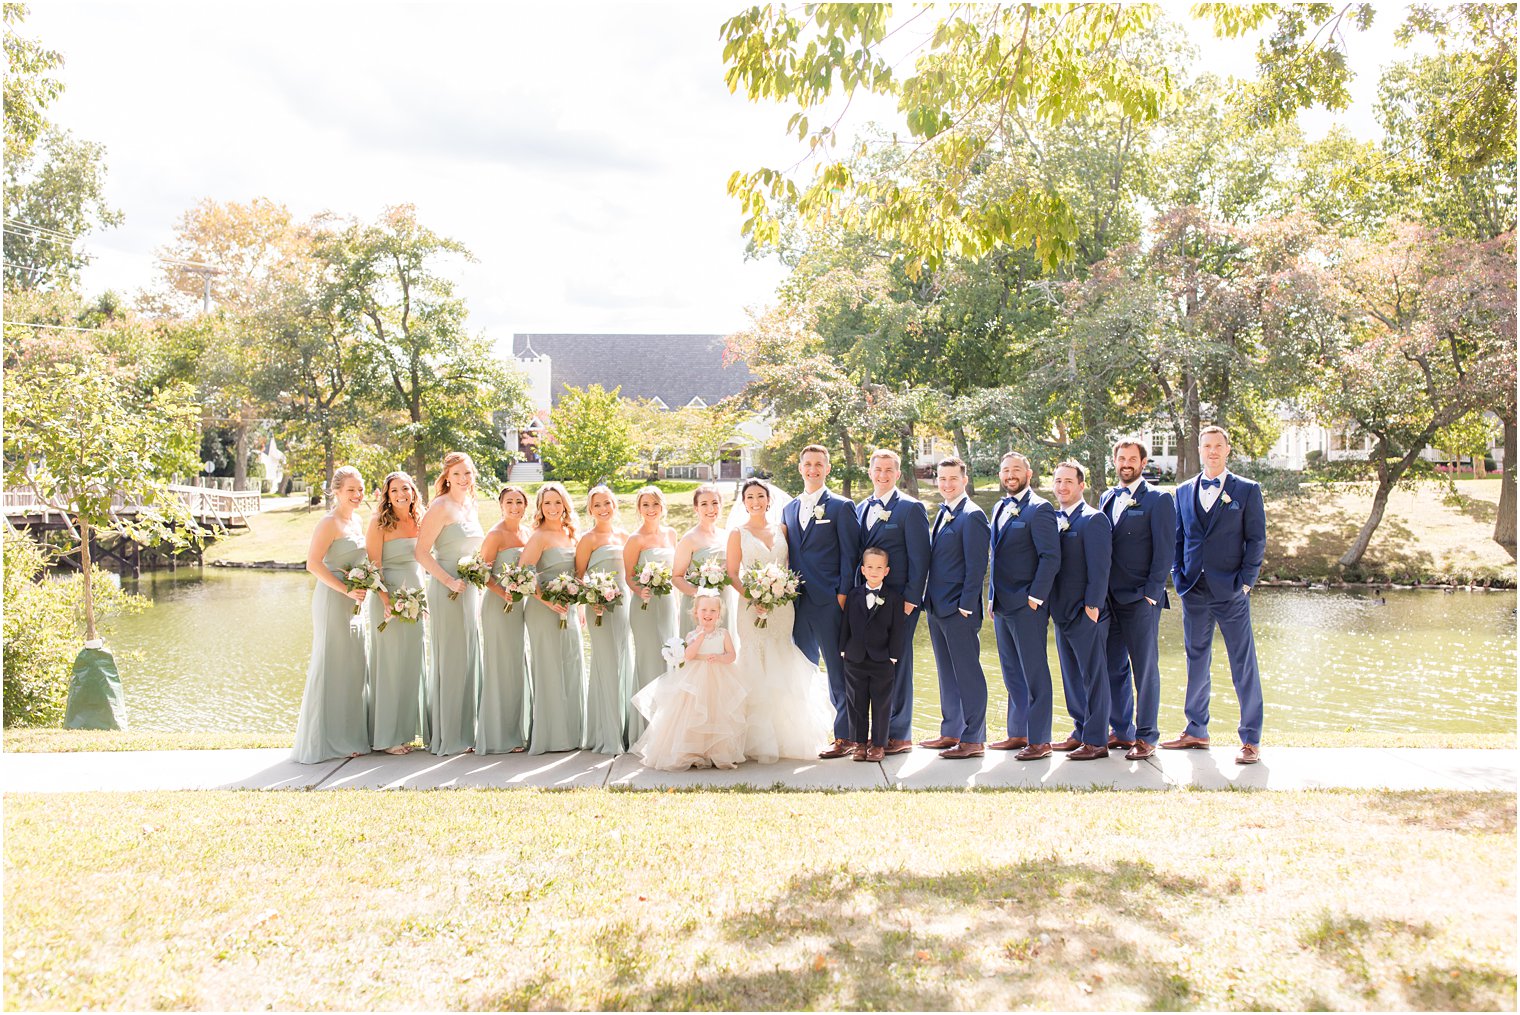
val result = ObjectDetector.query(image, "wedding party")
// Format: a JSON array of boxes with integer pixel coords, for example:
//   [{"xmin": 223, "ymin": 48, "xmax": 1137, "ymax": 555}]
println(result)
[{"xmin": 295, "ymin": 432, "xmax": 1269, "ymax": 770}]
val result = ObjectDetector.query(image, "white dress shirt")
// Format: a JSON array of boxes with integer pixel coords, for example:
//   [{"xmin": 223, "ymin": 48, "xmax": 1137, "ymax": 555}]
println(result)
[
  {"xmin": 933, "ymin": 493, "xmax": 967, "ymax": 538},
  {"xmin": 1108, "ymin": 479, "xmax": 1142, "ymax": 521},
  {"xmin": 1198, "ymin": 469, "xmax": 1230, "ymax": 513},
  {"xmin": 797, "ymin": 487, "xmax": 825, "ymax": 530},
  {"xmin": 865, "ymin": 490, "xmax": 897, "ymax": 528}
]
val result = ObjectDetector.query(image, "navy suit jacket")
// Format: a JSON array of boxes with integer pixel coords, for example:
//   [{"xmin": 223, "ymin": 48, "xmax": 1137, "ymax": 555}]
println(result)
[
  {"xmin": 1098, "ymin": 481, "xmax": 1176, "ymax": 608},
  {"xmin": 924, "ymin": 497, "xmax": 991, "ymax": 620},
  {"xmin": 1172, "ymin": 472, "xmax": 1266, "ymax": 598},
  {"xmin": 1048, "ymin": 501, "xmax": 1113, "ymax": 627},
  {"xmin": 856, "ymin": 490, "xmax": 931, "ymax": 607},
  {"xmin": 840, "ymin": 585, "xmax": 906, "ymax": 663},
  {"xmin": 988, "ymin": 489, "xmax": 1061, "ymax": 614},
  {"xmin": 781, "ymin": 488, "xmax": 861, "ymax": 606}
]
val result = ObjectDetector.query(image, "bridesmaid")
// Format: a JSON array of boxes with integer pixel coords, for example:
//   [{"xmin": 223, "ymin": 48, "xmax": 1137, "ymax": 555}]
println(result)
[
  {"xmin": 293, "ymin": 466, "xmax": 372, "ymax": 764},
  {"xmin": 622, "ymin": 485, "xmax": 678, "ymax": 744},
  {"xmin": 414, "ymin": 451, "xmax": 484, "ymax": 756},
  {"xmin": 477, "ymin": 485, "xmax": 531, "ymax": 754},
  {"xmin": 673, "ymin": 483, "xmax": 739, "ymax": 641},
  {"xmin": 365, "ymin": 471, "xmax": 425, "ymax": 754},
  {"xmin": 522, "ymin": 482, "xmax": 587, "ymax": 754},
  {"xmin": 576, "ymin": 485, "xmax": 634, "ymax": 755}
]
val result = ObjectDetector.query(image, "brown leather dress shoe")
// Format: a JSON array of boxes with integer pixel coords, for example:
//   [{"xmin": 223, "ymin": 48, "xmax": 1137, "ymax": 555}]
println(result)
[
  {"xmin": 885, "ymin": 739, "xmax": 914, "ymax": 755},
  {"xmin": 1107, "ymin": 735, "xmax": 1137, "ymax": 750},
  {"xmin": 1125, "ymin": 741, "xmax": 1156, "ymax": 761},
  {"xmin": 851, "ymin": 744, "xmax": 869, "ymax": 762},
  {"xmin": 1160, "ymin": 733, "xmax": 1211, "ymax": 750},
  {"xmin": 818, "ymin": 739, "xmax": 857, "ymax": 759},
  {"xmin": 940, "ymin": 742, "xmax": 985, "ymax": 759},
  {"xmin": 865, "ymin": 745, "xmax": 886, "ymax": 762},
  {"xmin": 1068, "ymin": 743, "xmax": 1110, "ymax": 761},
  {"xmin": 918, "ymin": 735, "xmax": 959, "ymax": 750},
  {"xmin": 1235, "ymin": 743, "xmax": 1260, "ymax": 765},
  {"xmin": 1015, "ymin": 743, "xmax": 1052, "ymax": 760},
  {"xmin": 988, "ymin": 737, "xmax": 1029, "ymax": 751},
  {"xmin": 1051, "ymin": 737, "xmax": 1082, "ymax": 752}
]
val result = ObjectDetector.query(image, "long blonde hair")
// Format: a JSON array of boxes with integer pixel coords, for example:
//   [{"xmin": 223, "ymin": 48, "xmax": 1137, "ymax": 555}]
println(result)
[
  {"xmin": 377, "ymin": 471, "xmax": 423, "ymax": 530},
  {"xmin": 534, "ymin": 482, "xmax": 579, "ymax": 540}
]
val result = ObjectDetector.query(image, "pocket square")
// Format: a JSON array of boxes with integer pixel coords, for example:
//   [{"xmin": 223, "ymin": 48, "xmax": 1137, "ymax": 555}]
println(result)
[{"xmin": 815, "ymin": 519, "xmax": 832, "ymax": 525}]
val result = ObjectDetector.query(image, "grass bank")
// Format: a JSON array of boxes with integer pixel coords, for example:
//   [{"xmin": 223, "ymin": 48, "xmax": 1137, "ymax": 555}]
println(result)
[
  {"xmin": 205, "ymin": 481, "xmax": 1514, "ymax": 587},
  {"xmin": 5, "ymin": 728, "xmax": 1513, "ymax": 753},
  {"xmin": 5, "ymin": 790, "xmax": 1513, "ymax": 1010}
]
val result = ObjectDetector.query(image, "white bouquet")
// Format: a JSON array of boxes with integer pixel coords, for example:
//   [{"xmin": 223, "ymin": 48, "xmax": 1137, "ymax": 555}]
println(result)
[
  {"xmin": 453, "ymin": 553, "xmax": 492, "ymax": 601},
  {"xmin": 660, "ymin": 635, "xmax": 686, "ymax": 669},
  {"xmin": 496, "ymin": 562, "xmax": 537, "ymax": 614},
  {"xmin": 633, "ymin": 559, "xmax": 674, "ymax": 610},
  {"xmin": 738, "ymin": 560, "xmax": 802, "ymax": 629},
  {"xmin": 685, "ymin": 556, "xmax": 730, "ymax": 591},
  {"xmin": 342, "ymin": 560, "xmax": 385, "ymax": 616},
  {"xmin": 579, "ymin": 569, "xmax": 624, "ymax": 627},
  {"xmin": 540, "ymin": 573, "xmax": 583, "ymax": 630},
  {"xmin": 377, "ymin": 585, "xmax": 426, "ymax": 632}
]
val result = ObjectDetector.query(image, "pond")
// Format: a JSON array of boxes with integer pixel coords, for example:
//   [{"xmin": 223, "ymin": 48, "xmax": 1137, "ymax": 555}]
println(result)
[{"xmin": 108, "ymin": 569, "xmax": 1516, "ymax": 740}]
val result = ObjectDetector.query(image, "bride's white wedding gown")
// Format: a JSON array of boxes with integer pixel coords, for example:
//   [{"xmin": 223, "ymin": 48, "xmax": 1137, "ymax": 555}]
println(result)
[{"xmin": 732, "ymin": 525, "xmax": 836, "ymax": 763}]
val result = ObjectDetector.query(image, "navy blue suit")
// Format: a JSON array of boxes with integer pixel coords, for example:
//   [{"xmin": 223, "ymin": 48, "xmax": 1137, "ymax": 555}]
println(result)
[
  {"xmin": 782, "ymin": 487, "xmax": 861, "ymax": 739},
  {"xmin": 1172, "ymin": 471, "xmax": 1266, "ymax": 745},
  {"xmin": 987, "ymin": 489, "xmax": 1060, "ymax": 743},
  {"xmin": 924, "ymin": 496, "xmax": 991, "ymax": 743},
  {"xmin": 1049, "ymin": 501, "xmax": 1113, "ymax": 747},
  {"xmin": 856, "ymin": 490, "xmax": 931, "ymax": 741},
  {"xmin": 1099, "ymin": 481, "xmax": 1176, "ymax": 745}
]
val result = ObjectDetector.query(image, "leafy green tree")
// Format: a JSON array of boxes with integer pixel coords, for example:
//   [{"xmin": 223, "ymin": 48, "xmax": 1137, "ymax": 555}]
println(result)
[
  {"xmin": 3, "ymin": 360, "xmax": 200, "ymax": 641},
  {"xmin": 2, "ymin": 3, "xmax": 62, "ymax": 167},
  {"xmin": 3, "ymin": 529, "xmax": 145, "ymax": 727},
  {"xmin": 544, "ymin": 384, "xmax": 638, "ymax": 488}
]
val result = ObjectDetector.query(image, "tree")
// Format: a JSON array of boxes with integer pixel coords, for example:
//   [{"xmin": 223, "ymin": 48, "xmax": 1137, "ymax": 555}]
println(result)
[
  {"xmin": 1313, "ymin": 224, "xmax": 1515, "ymax": 566},
  {"xmin": 321, "ymin": 205, "xmax": 532, "ymax": 492},
  {"xmin": 3, "ymin": 128, "xmax": 123, "ymax": 292},
  {"xmin": 544, "ymin": 384, "xmax": 638, "ymax": 488},
  {"xmin": 2, "ymin": 3, "xmax": 62, "ymax": 167},
  {"xmin": 3, "ymin": 360, "xmax": 200, "ymax": 642}
]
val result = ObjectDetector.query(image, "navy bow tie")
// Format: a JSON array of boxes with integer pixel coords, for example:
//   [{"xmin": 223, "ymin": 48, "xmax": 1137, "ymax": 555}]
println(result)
[
  {"xmin": 866, "ymin": 497, "xmax": 882, "ymax": 510},
  {"xmin": 1201, "ymin": 477, "xmax": 1222, "ymax": 490},
  {"xmin": 999, "ymin": 495, "xmax": 1014, "ymax": 506}
]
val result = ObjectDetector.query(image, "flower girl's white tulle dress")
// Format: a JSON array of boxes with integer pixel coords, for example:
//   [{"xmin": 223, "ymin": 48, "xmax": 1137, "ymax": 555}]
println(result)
[{"xmin": 630, "ymin": 628, "xmax": 748, "ymax": 771}]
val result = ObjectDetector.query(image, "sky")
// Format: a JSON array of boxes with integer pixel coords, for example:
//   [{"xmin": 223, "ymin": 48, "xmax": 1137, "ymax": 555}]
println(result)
[{"xmin": 24, "ymin": 2, "xmax": 1418, "ymax": 357}]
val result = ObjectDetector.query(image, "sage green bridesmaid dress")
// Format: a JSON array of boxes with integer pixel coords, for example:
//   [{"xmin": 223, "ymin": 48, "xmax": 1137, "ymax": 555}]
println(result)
[
  {"xmin": 582, "ymin": 542, "xmax": 634, "ymax": 754},
  {"xmin": 526, "ymin": 545, "xmax": 586, "ymax": 754},
  {"xmin": 426, "ymin": 520, "xmax": 483, "ymax": 756},
  {"xmin": 626, "ymin": 545, "xmax": 677, "ymax": 744},
  {"xmin": 477, "ymin": 547, "xmax": 530, "ymax": 753},
  {"xmin": 680, "ymin": 544, "xmax": 740, "ymax": 641},
  {"xmin": 293, "ymin": 533, "xmax": 372, "ymax": 763},
  {"xmin": 367, "ymin": 536, "xmax": 425, "ymax": 750}
]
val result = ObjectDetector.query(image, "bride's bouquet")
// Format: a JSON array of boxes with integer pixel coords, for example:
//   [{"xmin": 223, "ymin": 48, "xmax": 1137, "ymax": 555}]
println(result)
[
  {"xmin": 579, "ymin": 569, "xmax": 624, "ymax": 627},
  {"xmin": 632, "ymin": 559, "xmax": 674, "ymax": 610},
  {"xmin": 738, "ymin": 560, "xmax": 802, "ymax": 629},
  {"xmin": 685, "ymin": 556, "xmax": 730, "ymax": 592},
  {"xmin": 342, "ymin": 560, "xmax": 385, "ymax": 616},
  {"xmin": 377, "ymin": 585, "xmax": 426, "ymax": 632},
  {"xmin": 496, "ymin": 562, "xmax": 537, "ymax": 614},
  {"xmin": 540, "ymin": 573, "xmax": 582, "ymax": 630},
  {"xmin": 452, "ymin": 553, "xmax": 492, "ymax": 601}
]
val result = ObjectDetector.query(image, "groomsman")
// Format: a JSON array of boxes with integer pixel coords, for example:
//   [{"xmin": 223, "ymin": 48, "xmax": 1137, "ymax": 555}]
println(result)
[
  {"xmin": 1165, "ymin": 426, "xmax": 1266, "ymax": 765},
  {"xmin": 1047, "ymin": 461, "xmax": 1114, "ymax": 760},
  {"xmin": 781, "ymin": 444, "xmax": 861, "ymax": 758},
  {"xmin": 919, "ymin": 456, "xmax": 991, "ymax": 759},
  {"xmin": 856, "ymin": 449, "xmax": 931, "ymax": 755},
  {"xmin": 986, "ymin": 452, "xmax": 1061, "ymax": 760},
  {"xmin": 1099, "ymin": 439, "xmax": 1176, "ymax": 761}
]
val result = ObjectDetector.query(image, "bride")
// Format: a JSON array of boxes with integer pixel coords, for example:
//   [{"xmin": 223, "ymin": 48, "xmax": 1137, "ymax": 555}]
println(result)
[{"xmin": 724, "ymin": 477, "xmax": 835, "ymax": 763}]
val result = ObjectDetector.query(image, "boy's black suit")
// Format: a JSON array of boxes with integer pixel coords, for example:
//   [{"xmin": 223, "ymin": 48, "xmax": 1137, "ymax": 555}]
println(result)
[{"xmin": 839, "ymin": 584, "xmax": 906, "ymax": 748}]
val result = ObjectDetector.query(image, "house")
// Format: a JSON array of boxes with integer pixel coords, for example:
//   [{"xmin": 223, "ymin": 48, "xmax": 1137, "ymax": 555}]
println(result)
[{"xmin": 503, "ymin": 333, "xmax": 766, "ymax": 482}]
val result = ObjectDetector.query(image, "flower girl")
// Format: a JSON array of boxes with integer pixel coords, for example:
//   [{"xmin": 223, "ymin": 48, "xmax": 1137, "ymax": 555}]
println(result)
[{"xmin": 629, "ymin": 591, "xmax": 747, "ymax": 771}]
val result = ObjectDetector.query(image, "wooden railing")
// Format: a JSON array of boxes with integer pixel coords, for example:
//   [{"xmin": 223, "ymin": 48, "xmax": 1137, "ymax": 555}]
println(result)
[{"xmin": 2, "ymin": 485, "xmax": 262, "ymax": 526}]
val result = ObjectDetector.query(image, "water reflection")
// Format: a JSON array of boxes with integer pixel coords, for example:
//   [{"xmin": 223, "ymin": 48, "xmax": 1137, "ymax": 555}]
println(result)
[{"xmin": 110, "ymin": 570, "xmax": 1517, "ymax": 738}]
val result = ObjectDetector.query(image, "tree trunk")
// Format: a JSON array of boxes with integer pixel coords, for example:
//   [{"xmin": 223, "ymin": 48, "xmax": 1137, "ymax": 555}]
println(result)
[
  {"xmin": 1179, "ymin": 375, "xmax": 1202, "ymax": 481},
  {"xmin": 411, "ymin": 444, "xmax": 429, "ymax": 505},
  {"xmin": 952, "ymin": 422, "xmax": 975, "ymax": 493},
  {"xmin": 79, "ymin": 517, "xmax": 97, "ymax": 642},
  {"xmin": 838, "ymin": 428, "xmax": 855, "ymax": 500},
  {"xmin": 233, "ymin": 416, "xmax": 249, "ymax": 491},
  {"xmin": 1496, "ymin": 412, "xmax": 1516, "ymax": 555},
  {"xmin": 900, "ymin": 426, "xmax": 919, "ymax": 498},
  {"xmin": 323, "ymin": 436, "xmax": 336, "ymax": 511},
  {"xmin": 1340, "ymin": 473, "xmax": 1394, "ymax": 568}
]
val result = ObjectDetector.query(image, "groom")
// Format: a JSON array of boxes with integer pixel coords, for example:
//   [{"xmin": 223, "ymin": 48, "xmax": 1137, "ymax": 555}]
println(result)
[{"xmin": 781, "ymin": 444, "xmax": 861, "ymax": 758}]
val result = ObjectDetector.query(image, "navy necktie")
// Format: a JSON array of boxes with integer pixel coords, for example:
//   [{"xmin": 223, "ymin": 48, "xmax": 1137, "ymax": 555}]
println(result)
[{"xmin": 1201, "ymin": 477, "xmax": 1221, "ymax": 490}]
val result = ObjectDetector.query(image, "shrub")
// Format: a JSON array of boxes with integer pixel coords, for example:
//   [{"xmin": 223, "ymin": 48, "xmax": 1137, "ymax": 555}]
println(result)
[{"xmin": 3, "ymin": 531, "xmax": 148, "ymax": 728}]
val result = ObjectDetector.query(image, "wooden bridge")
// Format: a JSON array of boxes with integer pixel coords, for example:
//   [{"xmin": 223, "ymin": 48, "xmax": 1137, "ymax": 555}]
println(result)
[{"xmin": 3, "ymin": 485, "xmax": 262, "ymax": 574}]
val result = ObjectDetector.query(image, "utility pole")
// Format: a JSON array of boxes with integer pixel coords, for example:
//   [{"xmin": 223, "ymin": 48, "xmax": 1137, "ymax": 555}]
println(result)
[{"xmin": 159, "ymin": 257, "xmax": 226, "ymax": 314}]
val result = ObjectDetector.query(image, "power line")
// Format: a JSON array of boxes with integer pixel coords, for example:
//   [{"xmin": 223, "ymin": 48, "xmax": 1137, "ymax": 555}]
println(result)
[
  {"xmin": 3, "ymin": 218, "xmax": 78, "ymax": 243},
  {"xmin": 0, "ymin": 320, "xmax": 106, "ymax": 332}
]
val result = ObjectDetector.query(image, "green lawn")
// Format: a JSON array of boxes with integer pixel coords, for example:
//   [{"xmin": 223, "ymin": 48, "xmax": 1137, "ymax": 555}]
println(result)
[{"xmin": 5, "ymin": 790, "xmax": 1514, "ymax": 1010}]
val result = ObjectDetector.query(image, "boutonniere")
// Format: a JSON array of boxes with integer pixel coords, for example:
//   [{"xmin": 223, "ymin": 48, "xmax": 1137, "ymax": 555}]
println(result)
[
  {"xmin": 1220, "ymin": 491, "xmax": 1233, "ymax": 505},
  {"xmin": 868, "ymin": 504, "xmax": 888, "ymax": 527},
  {"xmin": 1057, "ymin": 515, "xmax": 1071, "ymax": 533},
  {"xmin": 813, "ymin": 505, "xmax": 826, "ymax": 521},
  {"xmin": 865, "ymin": 592, "xmax": 882, "ymax": 609},
  {"xmin": 1009, "ymin": 501, "xmax": 1021, "ymax": 518}
]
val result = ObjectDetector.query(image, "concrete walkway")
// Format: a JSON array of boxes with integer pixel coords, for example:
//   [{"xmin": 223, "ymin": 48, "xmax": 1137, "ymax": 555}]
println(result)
[{"xmin": 2, "ymin": 746, "xmax": 1514, "ymax": 793}]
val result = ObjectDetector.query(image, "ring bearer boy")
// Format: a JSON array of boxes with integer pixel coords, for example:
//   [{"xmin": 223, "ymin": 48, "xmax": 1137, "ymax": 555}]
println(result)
[{"xmin": 840, "ymin": 547, "xmax": 907, "ymax": 763}]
